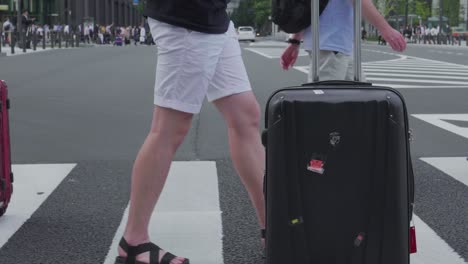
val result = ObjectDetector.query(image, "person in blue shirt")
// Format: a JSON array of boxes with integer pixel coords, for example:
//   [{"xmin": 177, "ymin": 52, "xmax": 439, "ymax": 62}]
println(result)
[{"xmin": 281, "ymin": 0, "xmax": 407, "ymax": 80}]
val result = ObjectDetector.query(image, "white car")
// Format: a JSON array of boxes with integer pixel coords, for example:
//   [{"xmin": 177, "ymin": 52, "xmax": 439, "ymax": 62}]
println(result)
[{"xmin": 237, "ymin": 26, "xmax": 256, "ymax": 42}]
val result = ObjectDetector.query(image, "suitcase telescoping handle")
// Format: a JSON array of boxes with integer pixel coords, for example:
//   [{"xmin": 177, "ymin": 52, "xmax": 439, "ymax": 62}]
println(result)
[{"xmin": 309, "ymin": 0, "xmax": 362, "ymax": 82}]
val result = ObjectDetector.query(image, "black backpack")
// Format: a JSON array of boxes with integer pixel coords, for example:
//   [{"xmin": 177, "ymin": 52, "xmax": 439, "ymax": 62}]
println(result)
[{"xmin": 272, "ymin": 0, "xmax": 330, "ymax": 33}]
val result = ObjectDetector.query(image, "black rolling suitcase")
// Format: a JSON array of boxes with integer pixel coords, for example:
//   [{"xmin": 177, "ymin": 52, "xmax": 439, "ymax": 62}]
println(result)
[{"xmin": 262, "ymin": 0, "xmax": 416, "ymax": 263}]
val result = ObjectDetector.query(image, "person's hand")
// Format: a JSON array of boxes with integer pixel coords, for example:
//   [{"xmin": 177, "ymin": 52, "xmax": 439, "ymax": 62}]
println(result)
[
  {"xmin": 381, "ymin": 28, "xmax": 406, "ymax": 52},
  {"xmin": 280, "ymin": 44, "xmax": 300, "ymax": 70}
]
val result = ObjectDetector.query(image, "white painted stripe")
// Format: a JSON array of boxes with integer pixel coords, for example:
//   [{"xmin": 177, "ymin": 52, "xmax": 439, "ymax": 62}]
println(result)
[
  {"xmin": 367, "ymin": 78, "xmax": 468, "ymax": 85},
  {"xmin": 294, "ymin": 66, "xmax": 311, "ymax": 74},
  {"xmin": 244, "ymin": 48, "xmax": 275, "ymax": 59},
  {"xmin": 294, "ymin": 65, "xmax": 468, "ymax": 75},
  {"xmin": 364, "ymin": 59, "xmax": 463, "ymax": 65},
  {"xmin": 372, "ymin": 84, "xmax": 468, "ymax": 89},
  {"xmin": 368, "ymin": 57, "xmax": 409, "ymax": 64},
  {"xmin": 366, "ymin": 61, "xmax": 456, "ymax": 65},
  {"xmin": 363, "ymin": 66, "xmax": 468, "ymax": 73},
  {"xmin": 363, "ymin": 69, "xmax": 468, "ymax": 76},
  {"xmin": 294, "ymin": 66, "xmax": 468, "ymax": 88},
  {"xmin": 364, "ymin": 64, "xmax": 468, "ymax": 70},
  {"xmin": 400, "ymin": 55, "xmax": 468, "ymax": 68},
  {"xmin": 103, "ymin": 161, "xmax": 223, "ymax": 264},
  {"xmin": 371, "ymin": 84, "xmax": 436, "ymax": 89},
  {"xmin": 365, "ymin": 73, "xmax": 468, "ymax": 80},
  {"xmin": 0, "ymin": 164, "xmax": 76, "ymax": 248},
  {"xmin": 420, "ymin": 157, "xmax": 468, "ymax": 187},
  {"xmin": 412, "ymin": 114, "xmax": 468, "ymax": 139},
  {"xmin": 410, "ymin": 215, "xmax": 467, "ymax": 264},
  {"xmin": 362, "ymin": 49, "xmax": 406, "ymax": 58},
  {"xmin": 249, "ymin": 40, "xmax": 288, "ymax": 47},
  {"xmin": 245, "ymin": 47, "xmax": 308, "ymax": 59}
]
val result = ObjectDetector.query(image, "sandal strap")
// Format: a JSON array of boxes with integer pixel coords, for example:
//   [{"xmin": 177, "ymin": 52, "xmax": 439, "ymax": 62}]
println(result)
[
  {"xmin": 117, "ymin": 238, "xmax": 188, "ymax": 264},
  {"xmin": 150, "ymin": 248, "xmax": 159, "ymax": 264},
  {"xmin": 160, "ymin": 252, "xmax": 177, "ymax": 264},
  {"xmin": 133, "ymin": 242, "xmax": 161, "ymax": 256},
  {"xmin": 119, "ymin": 238, "xmax": 129, "ymax": 253},
  {"xmin": 119, "ymin": 238, "xmax": 136, "ymax": 264},
  {"xmin": 119, "ymin": 238, "xmax": 162, "ymax": 264}
]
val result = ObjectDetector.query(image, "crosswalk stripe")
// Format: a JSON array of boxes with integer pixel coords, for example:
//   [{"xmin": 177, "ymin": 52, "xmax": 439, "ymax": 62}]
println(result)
[
  {"xmin": 365, "ymin": 73, "xmax": 468, "ymax": 80},
  {"xmin": 293, "ymin": 64, "xmax": 468, "ymax": 88},
  {"xmin": 366, "ymin": 78, "xmax": 468, "ymax": 85},
  {"xmin": 411, "ymin": 215, "xmax": 467, "ymax": 264},
  {"xmin": 365, "ymin": 66, "xmax": 468, "ymax": 72},
  {"xmin": 363, "ymin": 69, "xmax": 468, "ymax": 76},
  {"xmin": 0, "ymin": 164, "xmax": 76, "ymax": 248},
  {"xmin": 103, "ymin": 161, "xmax": 224, "ymax": 264},
  {"xmin": 0, "ymin": 160, "xmax": 466, "ymax": 262},
  {"xmin": 245, "ymin": 47, "xmax": 308, "ymax": 59},
  {"xmin": 412, "ymin": 114, "xmax": 468, "ymax": 139},
  {"xmin": 371, "ymin": 84, "xmax": 434, "ymax": 88},
  {"xmin": 365, "ymin": 61, "xmax": 467, "ymax": 66},
  {"xmin": 420, "ymin": 157, "xmax": 468, "ymax": 187},
  {"xmin": 249, "ymin": 40, "xmax": 288, "ymax": 47},
  {"xmin": 372, "ymin": 84, "xmax": 468, "ymax": 89},
  {"xmin": 363, "ymin": 66, "xmax": 468, "ymax": 73}
]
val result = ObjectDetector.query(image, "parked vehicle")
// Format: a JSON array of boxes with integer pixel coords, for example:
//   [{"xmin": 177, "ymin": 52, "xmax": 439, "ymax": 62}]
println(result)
[{"xmin": 237, "ymin": 26, "xmax": 256, "ymax": 42}]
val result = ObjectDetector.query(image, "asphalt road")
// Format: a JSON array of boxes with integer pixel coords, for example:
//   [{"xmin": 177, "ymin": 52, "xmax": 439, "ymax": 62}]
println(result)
[{"xmin": 0, "ymin": 40, "xmax": 467, "ymax": 264}]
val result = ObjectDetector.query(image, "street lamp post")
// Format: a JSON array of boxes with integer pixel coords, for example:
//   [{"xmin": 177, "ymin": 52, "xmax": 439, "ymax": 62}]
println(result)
[
  {"xmin": 418, "ymin": 15, "xmax": 422, "ymax": 43},
  {"xmin": 439, "ymin": 0, "xmax": 443, "ymax": 44}
]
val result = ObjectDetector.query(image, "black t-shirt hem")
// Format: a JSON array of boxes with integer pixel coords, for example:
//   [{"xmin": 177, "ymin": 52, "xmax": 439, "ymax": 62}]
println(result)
[{"xmin": 143, "ymin": 10, "xmax": 229, "ymax": 34}]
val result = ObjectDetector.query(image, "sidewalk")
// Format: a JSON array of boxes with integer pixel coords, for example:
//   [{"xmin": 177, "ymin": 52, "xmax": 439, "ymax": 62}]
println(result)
[
  {"xmin": 0, "ymin": 43, "xmax": 94, "ymax": 57},
  {"xmin": 0, "ymin": 46, "xmax": 54, "ymax": 57}
]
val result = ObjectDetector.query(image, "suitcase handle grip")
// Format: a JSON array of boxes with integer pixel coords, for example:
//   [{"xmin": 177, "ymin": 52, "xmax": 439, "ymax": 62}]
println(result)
[{"xmin": 301, "ymin": 80, "xmax": 372, "ymax": 87}]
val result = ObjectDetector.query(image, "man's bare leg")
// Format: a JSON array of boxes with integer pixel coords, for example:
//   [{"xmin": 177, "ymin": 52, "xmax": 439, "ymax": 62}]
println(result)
[
  {"xmin": 118, "ymin": 106, "xmax": 193, "ymax": 264},
  {"xmin": 214, "ymin": 91, "xmax": 266, "ymax": 244}
]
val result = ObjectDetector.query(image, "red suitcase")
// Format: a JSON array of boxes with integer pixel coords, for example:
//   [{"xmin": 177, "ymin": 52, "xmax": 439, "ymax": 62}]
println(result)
[{"xmin": 0, "ymin": 80, "xmax": 13, "ymax": 217}]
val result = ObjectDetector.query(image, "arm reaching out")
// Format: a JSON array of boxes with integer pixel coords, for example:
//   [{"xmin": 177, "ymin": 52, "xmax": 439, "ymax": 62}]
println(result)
[
  {"xmin": 280, "ymin": 31, "xmax": 304, "ymax": 70},
  {"xmin": 359, "ymin": 0, "xmax": 406, "ymax": 52}
]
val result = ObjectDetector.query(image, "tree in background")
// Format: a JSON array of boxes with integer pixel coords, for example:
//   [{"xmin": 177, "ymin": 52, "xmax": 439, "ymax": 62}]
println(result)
[
  {"xmin": 413, "ymin": 0, "xmax": 431, "ymax": 22},
  {"xmin": 441, "ymin": 0, "xmax": 460, "ymax": 26},
  {"xmin": 230, "ymin": 0, "xmax": 256, "ymax": 27},
  {"xmin": 136, "ymin": 0, "xmax": 146, "ymax": 14},
  {"xmin": 253, "ymin": 0, "xmax": 271, "ymax": 29},
  {"xmin": 230, "ymin": 0, "xmax": 271, "ymax": 32}
]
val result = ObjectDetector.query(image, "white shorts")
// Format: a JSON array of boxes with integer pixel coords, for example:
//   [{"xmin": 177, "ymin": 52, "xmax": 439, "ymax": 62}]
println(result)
[{"xmin": 148, "ymin": 18, "xmax": 252, "ymax": 114}]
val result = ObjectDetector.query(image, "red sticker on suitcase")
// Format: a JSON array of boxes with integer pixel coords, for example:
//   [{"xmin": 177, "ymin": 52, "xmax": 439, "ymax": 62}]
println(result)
[{"xmin": 307, "ymin": 159, "xmax": 324, "ymax": 174}]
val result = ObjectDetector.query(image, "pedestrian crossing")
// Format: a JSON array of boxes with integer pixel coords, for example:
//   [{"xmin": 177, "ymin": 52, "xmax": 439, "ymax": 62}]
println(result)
[
  {"xmin": 0, "ymin": 164, "xmax": 76, "ymax": 248},
  {"xmin": 293, "ymin": 57, "xmax": 468, "ymax": 89},
  {"xmin": 244, "ymin": 43, "xmax": 468, "ymax": 89},
  {"xmin": 0, "ymin": 159, "xmax": 467, "ymax": 263},
  {"xmin": 103, "ymin": 162, "xmax": 223, "ymax": 264}
]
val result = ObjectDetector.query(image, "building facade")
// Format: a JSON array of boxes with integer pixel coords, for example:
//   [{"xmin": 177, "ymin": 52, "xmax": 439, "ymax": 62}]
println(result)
[{"xmin": 0, "ymin": 0, "xmax": 142, "ymax": 28}]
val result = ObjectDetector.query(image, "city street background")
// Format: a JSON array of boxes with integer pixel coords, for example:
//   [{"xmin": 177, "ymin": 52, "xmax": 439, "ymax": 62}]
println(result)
[{"xmin": 0, "ymin": 40, "xmax": 467, "ymax": 264}]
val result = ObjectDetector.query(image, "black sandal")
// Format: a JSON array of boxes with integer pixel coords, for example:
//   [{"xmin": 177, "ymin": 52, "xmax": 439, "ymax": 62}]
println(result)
[{"xmin": 115, "ymin": 237, "xmax": 190, "ymax": 264}]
